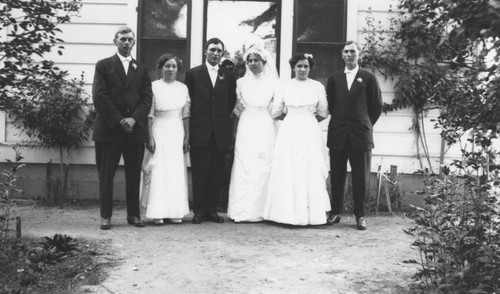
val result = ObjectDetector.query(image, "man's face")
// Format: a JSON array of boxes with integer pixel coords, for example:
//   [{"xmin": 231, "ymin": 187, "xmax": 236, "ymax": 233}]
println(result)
[
  {"xmin": 114, "ymin": 32, "xmax": 135, "ymax": 57},
  {"xmin": 342, "ymin": 43, "xmax": 359, "ymax": 70},
  {"xmin": 205, "ymin": 43, "xmax": 224, "ymax": 66}
]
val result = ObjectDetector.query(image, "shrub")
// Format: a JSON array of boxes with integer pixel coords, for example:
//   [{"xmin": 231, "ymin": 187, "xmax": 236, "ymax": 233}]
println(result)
[{"xmin": 405, "ymin": 149, "xmax": 500, "ymax": 293}]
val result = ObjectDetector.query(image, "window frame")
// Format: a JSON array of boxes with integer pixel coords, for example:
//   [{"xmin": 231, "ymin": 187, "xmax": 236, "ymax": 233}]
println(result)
[
  {"xmin": 137, "ymin": 0, "xmax": 192, "ymax": 81},
  {"xmin": 292, "ymin": 0, "xmax": 347, "ymax": 82},
  {"xmin": 203, "ymin": 0, "xmax": 282, "ymax": 72}
]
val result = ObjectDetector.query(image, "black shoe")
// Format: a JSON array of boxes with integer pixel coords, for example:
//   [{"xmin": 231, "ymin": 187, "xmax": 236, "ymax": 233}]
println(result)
[
  {"xmin": 326, "ymin": 213, "xmax": 341, "ymax": 225},
  {"xmin": 191, "ymin": 215, "xmax": 204, "ymax": 224},
  {"xmin": 205, "ymin": 213, "xmax": 224, "ymax": 223},
  {"xmin": 356, "ymin": 217, "xmax": 367, "ymax": 230},
  {"xmin": 100, "ymin": 218, "xmax": 111, "ymax": 230},
  {"xmin": 127, "ymin": 216, "xmax": 145, "ymax": 228}
]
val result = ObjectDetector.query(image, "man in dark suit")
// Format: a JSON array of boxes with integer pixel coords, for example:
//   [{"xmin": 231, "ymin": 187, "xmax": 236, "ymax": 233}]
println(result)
[
  {"xmin": 326, "ymin": 41, "xmax": 383, "ymax": 230},
  {"xmin": 92, "ymin": 26, "xmax": 152, "ymax": 230},
  {"xmin": 185, "ymin": 38, "xmax": 237, "ymax": 224}
]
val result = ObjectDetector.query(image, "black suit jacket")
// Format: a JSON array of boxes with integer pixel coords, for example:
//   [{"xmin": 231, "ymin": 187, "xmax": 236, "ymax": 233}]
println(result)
[
  {"xmin": 326, "ymin": 68, "xmax": 382, "ymax": 151},
  {"xmin": 92, "ymin": 54, "xmax": 152, "ymax": 143},
  {"xmin": 185, "ymin": 64, "xmax": 237, "ymax": 149}
]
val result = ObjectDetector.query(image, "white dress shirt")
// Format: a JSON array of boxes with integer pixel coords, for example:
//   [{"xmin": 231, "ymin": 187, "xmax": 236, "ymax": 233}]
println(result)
[
  {"xmin": 344, "ymin": 65, "xmax": 359, "ymax": 90},
  {"xmin": 206, "ymin": 62, "xmax": 219, "ymax": 87},
  {"xmin": 118, "ymin": 52, "xmax": 132, "ymax": 75}
]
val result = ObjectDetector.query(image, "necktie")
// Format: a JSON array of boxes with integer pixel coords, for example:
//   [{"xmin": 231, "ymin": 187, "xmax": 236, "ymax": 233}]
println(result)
[
  {"xmin": 208, "ymin": 66, "xmax": 218, "ymax": 86},
  {"xmin": 123, "ymin": 56, "xmax": 131, "ymax": 74}
]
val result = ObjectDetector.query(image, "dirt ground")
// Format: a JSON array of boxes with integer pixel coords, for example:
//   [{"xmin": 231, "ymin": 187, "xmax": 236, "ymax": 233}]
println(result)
[{"xmin": 15, "ymin": 204, "xmax": 419, "ymax": 294}]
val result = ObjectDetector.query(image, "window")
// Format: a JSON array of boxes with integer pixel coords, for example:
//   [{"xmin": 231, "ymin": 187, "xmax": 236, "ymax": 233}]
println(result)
[
  {"xmin": 138, "ymin": 0, "xmax": 190, "ymax": 82},
  {"xmin": 294, "ymin": 0, "xmax": 346, "ymax": 85},
  {"xmin": 205, "ymin": 0, "xmax": 280, "ymax": 76}
]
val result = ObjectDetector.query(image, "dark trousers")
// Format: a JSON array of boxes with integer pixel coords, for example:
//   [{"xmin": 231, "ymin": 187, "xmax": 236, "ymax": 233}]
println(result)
[
  {"xmin": 330, "ymin": 140, "xmax": 371, "ymax": 218},
  {"xmin": 95, "ymin": 141, "xmax": 144, "ymax": 219},
  {"xmin": 189, "ymin": 134, "xmax": 227, "ymax": 216}
]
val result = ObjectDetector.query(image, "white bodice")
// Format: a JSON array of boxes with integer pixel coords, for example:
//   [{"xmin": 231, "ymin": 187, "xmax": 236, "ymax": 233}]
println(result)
[
  {"xmin": 234, "ymin": 73, "xmax": 277, "ymax": 115},
  {"xmin": 271, "ymin": 78, "xmax": 328, "ymax": 118},
  {"xmin": 149, "ymin": 80, "xmax": 191, "ymax": 119}
]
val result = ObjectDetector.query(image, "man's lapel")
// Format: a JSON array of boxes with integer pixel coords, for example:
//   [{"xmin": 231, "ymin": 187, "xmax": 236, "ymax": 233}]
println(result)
[{"xmin": 201, "ymin": 64, "xmax": 214, "ymax": 90}]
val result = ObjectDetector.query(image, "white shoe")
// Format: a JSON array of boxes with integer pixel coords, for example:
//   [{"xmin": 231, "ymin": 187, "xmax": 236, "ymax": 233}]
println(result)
[
  {"xmin": 170, "ymin": 218, "xmax": 182, "ymax": 224},
  {"xmin": 154, "ymin": 219, "xmax": 164, "ymax": 225}
]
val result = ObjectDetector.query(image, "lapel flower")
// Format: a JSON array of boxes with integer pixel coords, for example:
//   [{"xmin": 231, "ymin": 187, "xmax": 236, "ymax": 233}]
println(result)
[
  {"xmin": 356, "ymin": 77, "xmax": 363, "ymax": 83},
  {"xmin": 218, "ymin": 69, "xmax": 225, "ymax": 80},
  {"xmin": 131, "ymin": 62, "xmax": 137, "ymax": 71}
]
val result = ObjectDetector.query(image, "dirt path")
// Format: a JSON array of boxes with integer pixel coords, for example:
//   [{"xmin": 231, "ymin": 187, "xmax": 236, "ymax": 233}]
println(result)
[{"xmin": 19, "ymin": 205, "xmax": 419, "ymax": 294}]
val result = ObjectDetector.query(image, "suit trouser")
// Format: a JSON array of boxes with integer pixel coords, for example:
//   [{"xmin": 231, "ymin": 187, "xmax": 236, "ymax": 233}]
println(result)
[
  {"xmin": 330, "ymin": 140, "xmax": 371, "ymax": 218},
  {"xmin": 95, "ymin": 140, "xmax": 144, "ymax": 219},
  {"xmin": 190, "ymin": 134, "xmax": 227, "ymax": 216}
]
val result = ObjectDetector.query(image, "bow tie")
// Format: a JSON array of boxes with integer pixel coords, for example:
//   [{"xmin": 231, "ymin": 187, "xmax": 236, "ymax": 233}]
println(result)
[
  {"xmin": 122, "ymin": 56, "xmax": 132, "ymax": 62},
  {"xmin": 344, "ymin": 69, "xmax": 355, "ymax": 74}
]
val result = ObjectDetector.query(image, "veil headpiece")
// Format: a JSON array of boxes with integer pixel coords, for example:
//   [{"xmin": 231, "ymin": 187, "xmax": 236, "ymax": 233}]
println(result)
[{"xmin": 243, "ymin": 45, "xmax": 278, "ymax": 80}]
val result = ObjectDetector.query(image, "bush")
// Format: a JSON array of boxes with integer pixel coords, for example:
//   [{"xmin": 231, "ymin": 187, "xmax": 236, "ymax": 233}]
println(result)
[{"xmin": 405, "ymin": 150, "xmax": 500, "ymax": 293}]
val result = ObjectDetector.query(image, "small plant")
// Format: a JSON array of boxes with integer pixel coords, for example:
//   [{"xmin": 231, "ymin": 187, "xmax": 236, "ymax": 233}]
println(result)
[
  {"xmin": 42, "ymin": 233, "xmax": 78, "ymax": 253},
  {"xmin": 0, "ymin": 146, "xmax": 25, "ymax": 248},
  {"xmin": 27, "ymin": 234, "xmax": 78, "ymax": 265}
]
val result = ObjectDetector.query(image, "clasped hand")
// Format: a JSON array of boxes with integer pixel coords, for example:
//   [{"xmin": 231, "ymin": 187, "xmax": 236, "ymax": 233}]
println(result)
[{"xmin": 120, "ymin": 117, "xmax": 136, "ymax": 133}]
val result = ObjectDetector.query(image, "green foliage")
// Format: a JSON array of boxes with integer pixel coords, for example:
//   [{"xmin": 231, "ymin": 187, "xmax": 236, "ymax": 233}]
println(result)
[
  {"xmin": 27, "ymin": 234, "xmax": 78, "ymax": 265},
  {"xmin": 11, "ymin": 72, "xmax": 94, "ymax": 150},
  {"xmin": 0, "ymin": 147, "xmax": 24, "ymax": 248},
  {"xmin": 360, "ymin": 1, "xmax": 500, "ymax": 151},
  {"xmin": 42, "ymin": 234, "xmax": 78, "ymax": 253},
  {"xmin": 405, "ymin": 151, "xmax": 500, "ymax": 293},
  {"xmin": 0, "ymin": 0, "xmax": 82, "ymax": 111}
]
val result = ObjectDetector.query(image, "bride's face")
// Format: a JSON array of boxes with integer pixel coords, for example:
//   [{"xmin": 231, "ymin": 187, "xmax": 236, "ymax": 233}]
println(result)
[{"xmin": 247, "ymin": 53, "xmax": 265, "ymax": 75}]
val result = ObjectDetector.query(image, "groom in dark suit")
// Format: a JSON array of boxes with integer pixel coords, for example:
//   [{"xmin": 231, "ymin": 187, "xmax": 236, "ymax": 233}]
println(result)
[
  {"xmin": 326, "ymin": 41, "xmax": 382, "ymax": 230},
  {"xmin": 92, "ymin": 26, "xmax": 152, "ymax": 230},
  {"xmin": 185, "ymin": 38, "xmax": 237, "ymax": 224}
]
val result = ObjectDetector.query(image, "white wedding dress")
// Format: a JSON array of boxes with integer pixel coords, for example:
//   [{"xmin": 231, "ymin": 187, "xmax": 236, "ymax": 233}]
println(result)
[
  {"xmin": 227, "ymin": 72, "xmax": 277, "ymax": 222},
  {"xmin": 263, "ymin": 78, "xmax": 331, "ymax": 225},
  {"xmin": 140, "ymin": 80, "xmax": 190, "ymax": 219}
]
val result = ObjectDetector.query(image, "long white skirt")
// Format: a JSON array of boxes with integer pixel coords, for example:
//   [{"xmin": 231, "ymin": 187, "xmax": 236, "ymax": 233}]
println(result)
[
  {"xmin": 228, "ymin": 108, "xmax": 276, "ymax": 222},
  {"xmin": 263, "ymin": 109, "xmax": 331, "ymax": 225},
  {"xmin": 141, "ymin": 110, "xmax": 190, "ymax": 219}
]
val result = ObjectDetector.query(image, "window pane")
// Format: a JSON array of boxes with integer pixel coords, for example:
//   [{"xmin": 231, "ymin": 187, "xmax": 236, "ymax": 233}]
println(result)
[
  {"xmin": 142, "ymin": 0, "xmax": 188, "ymax": 38},
  {"xmin": 206, "ymin": 0, "xmax": 278, "ymax": 61},
  {"xmin": 141, "ymin": 39, "xmax": 188, "ymax": 82},
  {"xmin": 296, "ymin": 44, "xmax": 344, "ymax": 86},
  {"xmin": 296, "ymin": 0, "xmax": 345, "ymax": 42}
]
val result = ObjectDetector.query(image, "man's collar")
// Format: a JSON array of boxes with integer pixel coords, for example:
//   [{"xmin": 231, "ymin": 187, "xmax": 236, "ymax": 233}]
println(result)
[
  {"xmin": 117, "ymin": 52, "xmax": 132, "ymax": 61},
  {"xmin": 206, "ymin": 61, "xmax": 219, "ymax": 71},
  {"xmin": 344, "ymin": 65, "xmax": 359, "ymax": 74}
]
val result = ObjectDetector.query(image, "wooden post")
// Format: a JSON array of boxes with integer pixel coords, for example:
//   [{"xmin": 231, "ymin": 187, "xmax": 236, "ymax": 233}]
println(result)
[
  {"xmin": 16, "ymin": 216, "xmax": 21, "ymax": 238},
  {"xmin": 376, "ymin": 166, "xmax": 382, "ymax": 214},
  {"xmin": 383, "ymin": 179, "xmax": 393, "ymax": 213}
]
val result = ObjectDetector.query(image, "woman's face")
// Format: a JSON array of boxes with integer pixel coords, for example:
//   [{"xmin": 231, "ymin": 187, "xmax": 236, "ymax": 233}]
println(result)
[
  {"xmin": 247, "ymin": 53, "xmax": 265, "ymax": 75},
  {"xmin": 293, "ymin": 59, "xmax": 310, "ymax": 80},
  {"xmin": 161, "ymin": 58, "xmax": 178, "ymax": 81}
]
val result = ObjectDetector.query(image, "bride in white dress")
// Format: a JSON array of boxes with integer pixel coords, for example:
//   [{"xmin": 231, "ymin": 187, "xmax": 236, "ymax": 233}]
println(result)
[
  {"xmin": 141, "ymin": 53, "xmax": 190, "ymax": 224},
  {"xmin": 263, "ymin": 53, "xmax": 331, "ymax": 226},
  {"xmin": 227, "ymin": 47, "xmax": 278, "ymax": 222}
]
